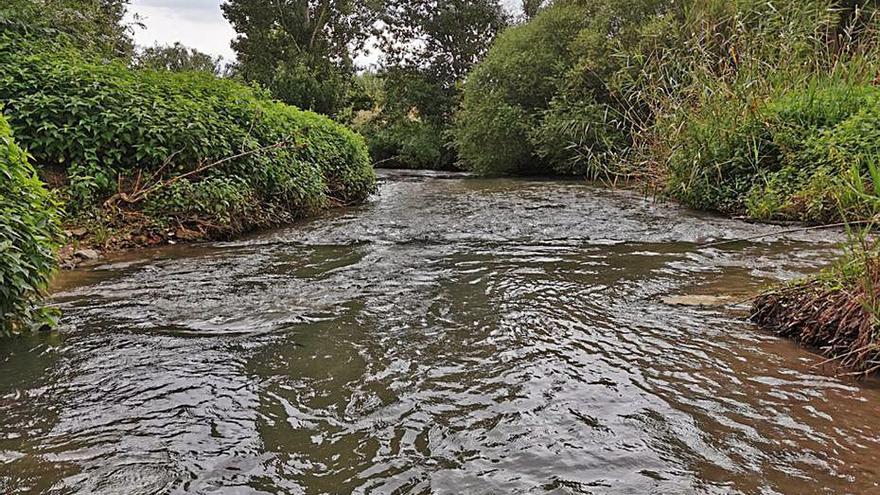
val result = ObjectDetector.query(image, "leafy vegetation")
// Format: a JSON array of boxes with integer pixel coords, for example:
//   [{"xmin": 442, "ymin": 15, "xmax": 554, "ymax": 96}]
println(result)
[
  {"xmin": 453, "ymin": 0, "xmax": 665, "ymax": 176},
  {"xmin": 0, "ymin": 112, "xmax": 62, "ymax": 334},
  {"xmin": 0, "ymin": 34, "xmax": 375, "ymax": 239},
  {"xmin": 353, "ymin": 69, "xmax": 460, "ymax": 170},
  {"xmin": 356, "ymin": 0, "xmax": 508, "ymax": 169},
  {"xmin": 0, "ymin": 0, "xmax": 133, "ymax": 57},
  {"xmin": 455, "ymin": 0, "xmax": 880, "ymax": 224},
  {"xmin": 640, "ymin": 0, "xmax": 880, "ymax": 221}
]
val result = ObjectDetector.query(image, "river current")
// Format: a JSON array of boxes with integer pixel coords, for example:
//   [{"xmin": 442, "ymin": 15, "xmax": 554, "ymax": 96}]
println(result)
[{"xmin": 1, "ymin": 170, "xmax": 878, "ymax": 494}]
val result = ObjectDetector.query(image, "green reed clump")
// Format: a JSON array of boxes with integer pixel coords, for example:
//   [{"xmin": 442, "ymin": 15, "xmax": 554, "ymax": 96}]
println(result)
[
  {"xmin": 0, "ymin": 112, "xmax": 62, "ymax": 334},
  {"xmin": 637, "ymin": 0, "xmax": 880, "ymax": 221},
  {"xmin": 455, "ymin": 0, "xmax": 880, "ymax": 224},
  {"xmin": 746, "ymin": 84, "xmax": 880, "ymax": 222},
  {"xmin": 660, "ymin": 80, "xmax": 880, "ymax": 218},
  {"xmin": 0, "ymin": 32, "xmax": 376, "ymax": 238}
]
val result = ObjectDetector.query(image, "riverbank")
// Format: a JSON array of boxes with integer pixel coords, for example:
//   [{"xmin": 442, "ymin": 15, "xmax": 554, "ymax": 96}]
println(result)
[
  {"xmin": 0, "ymin": 31, "xmax": 377, "ymax": 330},
  {"xmin": 444, "ymin": 0, "xmax": 880, "ymax": 373},
  {"xmin": 752, "ymin": 250, "xmax": 880, "ymax": 374}
]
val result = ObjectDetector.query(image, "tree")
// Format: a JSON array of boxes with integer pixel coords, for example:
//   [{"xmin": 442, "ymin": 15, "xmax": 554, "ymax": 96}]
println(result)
[
  {"xmin": 453, "ymin": 0, "xmax": 674, "ymax": 175},
  {"xmin": 221, "ymin": 0, "xmax": 378, "ymax": 115},
  {"xmin": 134, "ymin": 43, "xmax": 223, "ymax": 75},
  {"xmin": 359, "ymin": 0, "xmax": 508, "ymax": 169},
  {"xmin": 377, "ymin": 0, "xmax": 508, "ymax": 90}
]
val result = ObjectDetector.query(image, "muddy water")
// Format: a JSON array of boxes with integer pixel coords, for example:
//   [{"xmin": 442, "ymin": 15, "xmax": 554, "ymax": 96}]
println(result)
[{"xmin": 2, "ymin": 170, "xmax": 880, "ymax": 494}]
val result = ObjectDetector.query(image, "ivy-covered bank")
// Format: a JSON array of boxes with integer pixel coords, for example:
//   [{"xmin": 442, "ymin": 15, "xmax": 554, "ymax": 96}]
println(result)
[
  {"xmin": 0, "ymin": 32, "xmax": 376, "ymax": 332},
  {"xmin": 0, "ymin": 114, "xmax": 62, "ymax": 334},
  {"xmin": 0, "ymin": 35, "xmax": 375, "ymax": 239}
]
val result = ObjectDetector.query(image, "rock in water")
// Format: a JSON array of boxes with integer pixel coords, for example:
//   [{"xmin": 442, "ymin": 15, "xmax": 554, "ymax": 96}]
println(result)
[
  {"xmin": 74, "ymin": 248, "xmax": 101, "ymax": 261},
  {"xmin": 662, "ymin": 294, "xmax": 734, "ymax": 307}
]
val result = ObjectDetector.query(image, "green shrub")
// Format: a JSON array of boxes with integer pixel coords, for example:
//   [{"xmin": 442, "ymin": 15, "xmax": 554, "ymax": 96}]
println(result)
[
  {"xmin": 662, "ymin": 96, "xmax": 775, "ymax": 211},
  {"xmin": 529, "ymin": 96, "xmax": 629, "ymax": 177},
  {"xmin": 453, "ymin": 3, "xmax": 590, "ymax": 175},
  {"xmin": 0, "ymin": 113, "xmax": 62, "ymax": 334},
  {"xmin": 360, "ymin": 118, "xmax": 451, "ymax": 170},
  {"xmin": 635, "ymin": 0, "xmax": 880, "ymax": 221},
  {"xmin": 744, "ymin": 83, "xmax": 880, "ymax": 221},
  {"xmin": 0, "ymin": 34, "xmax": 375, "ymax": 234},
  {"xmin": 353, "ymin": 70, "xmax": 459, "ymax": 170},
  {"xmin": 453, "ymin": 0, "xmax": 672, "ymax": 176},
  {"xmin": 664, "ymin": 80, "xmax": 880, "ymax": 220},
  {"xmin": 0, "ymin": 0, "xmax": 133, "ymax": 57}
]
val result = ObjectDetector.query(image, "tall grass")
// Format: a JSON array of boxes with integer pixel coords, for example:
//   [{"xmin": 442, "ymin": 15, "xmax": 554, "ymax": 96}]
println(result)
[{"xmin": 618, "ymin": 0, "xmax": 880, "ymax": 219}]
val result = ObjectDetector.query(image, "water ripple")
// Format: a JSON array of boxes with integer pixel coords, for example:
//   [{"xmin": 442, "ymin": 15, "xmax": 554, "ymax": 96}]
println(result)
[{"xmin": 1, "ymin": 171, "xmax": 878, "ymax": 494}]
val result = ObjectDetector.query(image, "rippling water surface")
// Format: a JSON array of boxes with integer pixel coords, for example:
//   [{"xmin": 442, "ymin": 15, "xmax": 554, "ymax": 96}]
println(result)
[{"xmin": 2, "ymin": 170, "xmax": 880, "ymax": 494}]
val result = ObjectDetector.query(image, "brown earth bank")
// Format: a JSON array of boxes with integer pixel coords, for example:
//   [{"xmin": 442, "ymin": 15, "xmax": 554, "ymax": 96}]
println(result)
[
  {"xmin": 55, "ymin": 205, "xmax": 338, "ymax": 269},
  {"xmin": 751, "ymin": 257, "xmax": 880, "ymax": 375},
  {"xmin": 57, "ymin": 219, "xmax": 211, "ymax": 269}
]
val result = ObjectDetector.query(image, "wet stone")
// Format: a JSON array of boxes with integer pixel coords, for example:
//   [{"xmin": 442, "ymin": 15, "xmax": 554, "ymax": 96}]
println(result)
[{"xmin": 74, "ymin": 248, "xmax": 101, "ymax": 260}]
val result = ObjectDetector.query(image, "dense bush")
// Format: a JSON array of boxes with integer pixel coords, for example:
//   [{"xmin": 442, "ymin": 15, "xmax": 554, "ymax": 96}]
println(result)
[
  {"xmin": 134, "ymin": 42, "xmax": 224, "ymax": 75},
  {"xmin": 453, "ymin": 2, "xmax": 592, "ymax": 175},
  {"xmin": 453, "ymin": 0, "xmax": 675, "ymax": 176},
  {"xmin": 0, "ymin": 0, "xmax": 133, "ymax": 57},
  {"xmin": 744, "ymin": 83, "xmax": 880, "ymax": 221},
  {"xmin": 352, "ymin": 71, "xmax": 459, "ymax": 170},
  {"xmin": 360, "ymin": 118, "xmax": 451, "ymax": 170},
  {"xmin": 0, "ymin": 35, "xmax": 376, "ymax": 235},
  {"xmin": 0, "ymin": 112, "xmax": 61, "ymax": 334},
  {"xmin": 457, "ymin": 0, "xmax": 880, "ymax": 223}
]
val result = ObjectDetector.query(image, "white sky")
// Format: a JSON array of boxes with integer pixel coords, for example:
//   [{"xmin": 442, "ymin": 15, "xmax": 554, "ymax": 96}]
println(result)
[
  {"xmin": 126, "ymin": 0, "xmax": 523, "ymax": 65},
  {"xmin": 126, "ymin": 0, "xmax": 237, "ymax": 61}
]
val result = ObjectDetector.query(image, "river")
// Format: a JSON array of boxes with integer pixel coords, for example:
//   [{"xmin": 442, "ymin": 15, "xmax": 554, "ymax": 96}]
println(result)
[{"xmin": 1, "ymin": 170, "xmax": 879, "ymax": 494}]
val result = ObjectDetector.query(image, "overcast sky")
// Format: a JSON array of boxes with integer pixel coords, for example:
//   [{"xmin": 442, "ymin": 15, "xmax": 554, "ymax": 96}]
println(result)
[
  {"xmin": 126, "ymin": 0, "xmax": 237, "ymax": 61},
  {"xmin": 126, "ymin": 1, "xmax": 522, "ymax": 65}
]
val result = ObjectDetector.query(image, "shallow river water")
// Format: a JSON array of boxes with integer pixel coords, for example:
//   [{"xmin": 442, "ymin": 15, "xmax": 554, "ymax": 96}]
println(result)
[{"xmin": 2, "ymin": 170, "xmax": 880, "ymax": 494}]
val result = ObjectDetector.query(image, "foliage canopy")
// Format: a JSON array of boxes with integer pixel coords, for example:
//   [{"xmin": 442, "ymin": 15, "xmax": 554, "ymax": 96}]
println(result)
[{"xmin": 221, "ymin": 0, "xmax": 378, "ymax": 116}]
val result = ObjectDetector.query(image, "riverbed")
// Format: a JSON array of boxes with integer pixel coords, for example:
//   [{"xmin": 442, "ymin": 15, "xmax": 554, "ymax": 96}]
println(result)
[{"xmin": 2, "ymin": 170, "xmax": 879, "ymax": 494}]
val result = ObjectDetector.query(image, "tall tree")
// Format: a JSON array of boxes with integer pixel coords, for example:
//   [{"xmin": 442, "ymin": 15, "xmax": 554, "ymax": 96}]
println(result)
[
  {"xmin": 365, "ymin": 0, "xmax": 508, "ymax": 168},
  {"xmin": 377, "ymin": 0, "xmax": 509, "ymax": 89},
  {"xmin": 134, "ymin": 42, "xmax": 224, "ymax": 74},
  {"xmin": 221, "ymin": 0, "xmax": 378, "ymax": 115}
]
